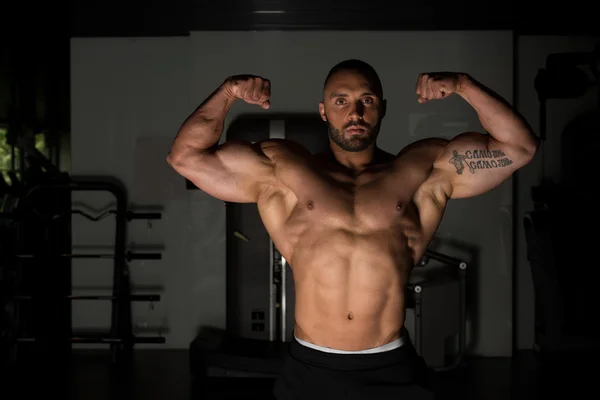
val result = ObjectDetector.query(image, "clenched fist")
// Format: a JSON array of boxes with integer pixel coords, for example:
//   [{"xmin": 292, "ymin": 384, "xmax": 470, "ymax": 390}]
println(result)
[
  {"xmin": 415, "ymin": 72, "xmax": 464, "ymax": 103},
  {"xmin": 224, "ymin": 75, "xmax": 271, "ymax": 109}
]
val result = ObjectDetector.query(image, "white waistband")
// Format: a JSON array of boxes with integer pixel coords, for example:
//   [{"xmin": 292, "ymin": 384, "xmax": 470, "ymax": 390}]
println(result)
[{"xmin": 294, "ymin": 334, "xmax": 405, "ymax": 354}]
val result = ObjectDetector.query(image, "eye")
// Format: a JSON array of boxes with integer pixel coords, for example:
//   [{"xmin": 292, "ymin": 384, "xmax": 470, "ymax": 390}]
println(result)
[
  {"xmin": 362, "ymin": 97, "xmax": 374, "ymax": 105},
  {"xmin": 335, "ymin": 98, "xmax": 346, "ymax": 106}
]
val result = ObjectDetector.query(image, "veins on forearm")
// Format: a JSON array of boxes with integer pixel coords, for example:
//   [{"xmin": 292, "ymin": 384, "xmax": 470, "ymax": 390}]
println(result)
[{"xmin": 448, "ymin": 149, "xmax": 513, "ymax": 175}]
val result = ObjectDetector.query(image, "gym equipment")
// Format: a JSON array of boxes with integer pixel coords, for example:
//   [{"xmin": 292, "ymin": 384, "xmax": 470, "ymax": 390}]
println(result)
[
  {"xmin": 406, "ymin": 249, "xmax": 467, "ymax": 371},
  {"xmin": 189, "ymin": 114, "xmax": 468, "ymax": 380},
  {"xmin": 526, "ymin": 43, "xmax": 600, "ymax": 361},
  {"xmin": 30, "ymin": 208, "xmax": 162, "ymax": 223},
  {"xmin": 1, "ymin": 173, "xmax": 166, "ymax": 366}
]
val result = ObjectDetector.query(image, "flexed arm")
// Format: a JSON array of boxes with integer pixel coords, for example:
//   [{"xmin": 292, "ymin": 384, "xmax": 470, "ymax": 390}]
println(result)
[
  {"xmin": 415, "ymin": 72, "xmax": 540, "ymax": 199},
  {"xmin": 167, "ymin": 75, "xmax": 276, "ymax": 203}
]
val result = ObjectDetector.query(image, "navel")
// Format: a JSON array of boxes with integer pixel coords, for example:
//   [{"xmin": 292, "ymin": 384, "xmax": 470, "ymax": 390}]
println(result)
[
  {"xmin": 307, "ymin": 200, "xmax": 314, "ymax": 210},
  {"xmin": 347, "ymin": 312, "xmax": 354, "ymax": 320},
  {"xmin": 396, "ymin": 201, "xmax": 403, "ymax": 211}
]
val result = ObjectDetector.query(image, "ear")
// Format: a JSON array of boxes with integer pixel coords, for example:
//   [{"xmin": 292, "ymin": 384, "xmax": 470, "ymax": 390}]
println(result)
[
  {"xmin": 380, "ymin": 99, "xmax": 387, "ymax": 119},
  {"xmin": 319, "ymin": 102, "xmax": 327, "ymax": 122}
]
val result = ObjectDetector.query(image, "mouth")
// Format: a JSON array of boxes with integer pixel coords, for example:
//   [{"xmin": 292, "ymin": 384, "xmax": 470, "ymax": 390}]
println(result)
[{"xmin": 345, "ymin": 127, "xmax": 366, "ymax": 135}]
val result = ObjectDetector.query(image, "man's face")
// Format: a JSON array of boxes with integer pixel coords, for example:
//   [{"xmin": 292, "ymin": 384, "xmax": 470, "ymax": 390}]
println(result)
[{"xmin": 319, "ymin": 70, "xmax": 386, "ymax": 152}]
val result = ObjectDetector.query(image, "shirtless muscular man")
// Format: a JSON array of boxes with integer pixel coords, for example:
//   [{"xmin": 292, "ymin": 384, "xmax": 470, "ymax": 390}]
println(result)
[{"xmin": 167, "ymin": 60, "xmax": 539, "ymax": 399}]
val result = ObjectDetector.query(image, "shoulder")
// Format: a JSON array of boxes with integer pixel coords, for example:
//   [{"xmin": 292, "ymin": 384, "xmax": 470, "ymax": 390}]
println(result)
[{"xmin": 255, "ymin": 139, "xmax": 313, "ymax": 167}]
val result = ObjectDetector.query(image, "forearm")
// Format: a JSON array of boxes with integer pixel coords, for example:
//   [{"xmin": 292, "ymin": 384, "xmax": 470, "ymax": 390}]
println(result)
[
  {"xmin": 169, "ymin": 82, "xmax": 236, "ymax": 159},
  {"xmin": 456, "ymin": 75, "xmax": 539, "ymax": 154}
]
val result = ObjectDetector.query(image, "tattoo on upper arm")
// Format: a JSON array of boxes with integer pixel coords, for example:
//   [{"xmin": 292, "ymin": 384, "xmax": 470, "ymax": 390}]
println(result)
[{"xmin": 448, "ymin": 149, "xmax": 514, "ymax": 175}]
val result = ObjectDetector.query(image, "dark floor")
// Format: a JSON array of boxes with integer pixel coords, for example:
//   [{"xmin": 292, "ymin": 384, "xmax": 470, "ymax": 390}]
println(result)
[{"xmin": 2, "ymin": 350, "xmax": 596, "ymax": 400}]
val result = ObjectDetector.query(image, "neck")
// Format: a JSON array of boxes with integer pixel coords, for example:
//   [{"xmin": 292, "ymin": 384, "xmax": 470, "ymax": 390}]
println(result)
[{"xmin": 328, "ymin": 142, "xmax": 377, "ymax": 173}]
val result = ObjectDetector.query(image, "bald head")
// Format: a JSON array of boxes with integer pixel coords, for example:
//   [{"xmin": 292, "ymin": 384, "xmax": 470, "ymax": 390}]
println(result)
[
  {"xmin": 319, "ymin": 60, "xmax": 386, "ymax": 153},
  {"xmin": 323, "ymin": 59, "xmax": 383, "ymax": 99}
]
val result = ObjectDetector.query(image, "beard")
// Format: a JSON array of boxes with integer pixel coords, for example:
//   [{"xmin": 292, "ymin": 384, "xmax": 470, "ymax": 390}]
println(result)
[{"xmin": 326, "ymin": 118, "xmax": 381, "ymax": 152}]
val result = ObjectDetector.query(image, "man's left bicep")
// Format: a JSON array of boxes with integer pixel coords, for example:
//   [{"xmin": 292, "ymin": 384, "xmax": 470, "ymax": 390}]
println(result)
[{"xmin": 434, "ymin": 132, "xmax": 525, "ymax": 198}]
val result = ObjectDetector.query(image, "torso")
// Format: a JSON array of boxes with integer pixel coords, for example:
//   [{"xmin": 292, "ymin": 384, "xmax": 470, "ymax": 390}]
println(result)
[{"xmin": 256, "ymin": 139, "xmax": 450, "ymax": 351}]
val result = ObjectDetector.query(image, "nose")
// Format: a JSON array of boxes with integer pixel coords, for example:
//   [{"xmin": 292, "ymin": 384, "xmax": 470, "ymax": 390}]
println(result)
[{"xmin": 348, "ymin": 101, "xmax": 365, "ymax": 120}]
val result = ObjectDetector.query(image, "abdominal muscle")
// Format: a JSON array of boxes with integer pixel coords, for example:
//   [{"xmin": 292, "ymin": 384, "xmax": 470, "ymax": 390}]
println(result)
[{"xmin": 288, "ymin": 228, "xmax": 412, "ymax": 351}]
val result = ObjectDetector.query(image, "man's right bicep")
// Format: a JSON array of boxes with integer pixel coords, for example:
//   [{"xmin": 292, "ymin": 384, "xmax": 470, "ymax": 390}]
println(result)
[{"xmin": 169, "ymin": 140, "xmax": 275, "ymax": 203}]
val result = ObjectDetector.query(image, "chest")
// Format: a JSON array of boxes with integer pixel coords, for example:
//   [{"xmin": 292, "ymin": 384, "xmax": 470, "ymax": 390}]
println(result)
[{"xmin": 276, "ymin": 160, "xmax": 427, "ymax": 230}]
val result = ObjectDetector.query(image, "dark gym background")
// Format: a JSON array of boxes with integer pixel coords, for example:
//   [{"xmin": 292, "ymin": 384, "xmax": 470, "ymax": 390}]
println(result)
[{"xmin": 1, "ymin": 1, "xmax": 598, "ymax": 399}]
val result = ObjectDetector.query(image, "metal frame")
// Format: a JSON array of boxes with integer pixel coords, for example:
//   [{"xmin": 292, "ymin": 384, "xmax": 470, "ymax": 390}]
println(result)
[{"xmin": 3, "ymin": 177, "xmax": 165, "ymax": 364}]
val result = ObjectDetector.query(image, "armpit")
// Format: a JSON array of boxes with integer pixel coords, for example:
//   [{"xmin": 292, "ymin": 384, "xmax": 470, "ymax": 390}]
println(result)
[
  {"xmin": 412, "ymin": 176, "xmax": 450, "ymax": 243},
  {"xmin": 416, "ymin": 170, "xmax": 452, "ymax": 208}
]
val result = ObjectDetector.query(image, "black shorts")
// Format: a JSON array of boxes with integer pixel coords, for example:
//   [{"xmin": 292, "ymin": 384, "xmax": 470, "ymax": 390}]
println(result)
[{"xmin": 273, "ymin": 333, "xmax": 435, "ymax": 400}]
